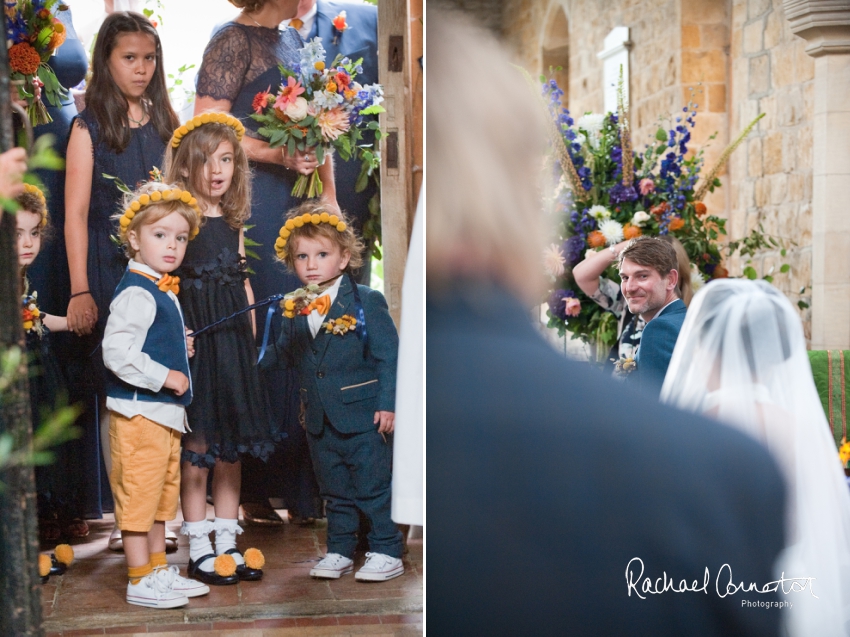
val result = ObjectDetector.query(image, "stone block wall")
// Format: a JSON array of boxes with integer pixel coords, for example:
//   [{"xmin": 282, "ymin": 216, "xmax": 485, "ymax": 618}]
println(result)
[{"xmin": 727, "ymin": 0, "xmax": 814, "ymax": 339}]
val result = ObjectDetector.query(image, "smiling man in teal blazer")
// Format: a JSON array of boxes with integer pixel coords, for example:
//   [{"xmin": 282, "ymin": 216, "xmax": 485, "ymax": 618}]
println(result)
[{"xmin": 619, "ymin": 237, "xmax": 687, "ymax": 395}]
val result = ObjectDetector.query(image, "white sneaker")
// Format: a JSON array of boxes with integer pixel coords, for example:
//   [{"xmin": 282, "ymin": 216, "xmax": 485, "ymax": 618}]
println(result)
[
  {"xmin": 126, "ymin": 568, "xmax": 189, "ymax": 608},
  {"xmin": 310, "ymin": 552, "xmax": 354, "ymax": 579},
  {"xmin": 355, "ymin": 552, "xmax": 404, "ymax": 582},
  {"xmin": 156, "ymin": 565, "xmax": 210, "ymax": 598}
]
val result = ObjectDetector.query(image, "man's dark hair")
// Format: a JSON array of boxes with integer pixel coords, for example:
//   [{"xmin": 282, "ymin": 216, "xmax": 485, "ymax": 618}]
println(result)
[{"xmin": 619, "ymin": 236, "xmax": 679, "ymax": 278}]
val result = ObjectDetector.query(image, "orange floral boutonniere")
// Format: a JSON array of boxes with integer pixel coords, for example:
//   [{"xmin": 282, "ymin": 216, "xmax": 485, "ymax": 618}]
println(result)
[
  {"xmin": 332, "ymin": 10, "xmax": 349, "ymax": 44},
  {"xmin": 322, "ymin": 314, "xmax": 357, "ymax": 335}
]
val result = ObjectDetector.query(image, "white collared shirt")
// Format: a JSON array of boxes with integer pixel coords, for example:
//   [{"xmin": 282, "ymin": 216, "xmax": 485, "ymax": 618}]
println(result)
[
  {"xmin": 281, "ymin": 2, "xmax": 317, "ymax": 41},
  {"xmin": 308, "ymin": 275, "xmax": 343, "ymax": 338},
  {"xmin": 103, "ymin": 260, "xmax": 188, "ymax": 433}
]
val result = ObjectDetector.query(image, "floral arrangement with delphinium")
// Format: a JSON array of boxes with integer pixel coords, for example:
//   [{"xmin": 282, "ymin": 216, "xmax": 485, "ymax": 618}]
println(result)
[
  {"xmin": 5, "ymin": 0, "xmax": 69, "ymax": 125},
  {"xmin": 539, "ymin": 70, "xmax": 772, "ymax": 354},
  {"xmin": 251, "ymin": 37, "xmax": 385, "ymax": 198}
]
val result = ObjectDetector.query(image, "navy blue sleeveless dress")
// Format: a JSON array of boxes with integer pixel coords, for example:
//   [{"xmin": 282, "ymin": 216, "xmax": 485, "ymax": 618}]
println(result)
[
  {"xmin": 68, "ymin": 106, "xmax": 167, "ymax": 517},
  {"xmin": 176, "ymin": 216, "xmax": 278, "ymax": 467},
  {"xmin": 197, "ymin": 23, "xmax": 322, "ymax": 518}
]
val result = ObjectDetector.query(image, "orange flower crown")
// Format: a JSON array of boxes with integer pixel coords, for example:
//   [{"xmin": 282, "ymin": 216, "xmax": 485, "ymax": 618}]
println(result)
[
  {"xmin": 275, "ymin": 212, "xmax": 348, "ymax": 261},
  {"xmin": 171, "ymin": 112, "xmax": 246, "ymax": 149},
  {"xmin": 23, "ymin": 184, "xmax": 48, "ymax": 227},
  {"xmin": 117, "ymin": 187, "xmax": 202, "ymax": 241}
]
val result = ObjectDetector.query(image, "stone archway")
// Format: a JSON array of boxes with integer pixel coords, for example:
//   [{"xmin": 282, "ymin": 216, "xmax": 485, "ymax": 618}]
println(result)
[{"xmin": 542, "ymin": 3, "xmax": 570, "ymax": 101}]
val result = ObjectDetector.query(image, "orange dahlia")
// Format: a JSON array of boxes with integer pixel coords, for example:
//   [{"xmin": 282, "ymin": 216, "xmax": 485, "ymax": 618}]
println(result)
[
  {"xmin": 668, "ymin": 217, "xmax": 685, "ymax": 232},
  {"xmin": 649, "ymin": 202, "xmax": 669, "ymax": 217},
  {"xmin": 9, "ymin": 42, "xmax": 42, "ymax": 75},
  {"xmin": 713, "ymin": 265, "xmax": 729, "ymax": 279},
  {"xmin": 316, "ymin": 106, "xmax": 350, "ymax": 142},
  {"xmin": 693, "ymin": 201, "xmax": 707, "ymax": 216},
  {"xmin": 588, "ymin": 231, "xmax": 606, "ymax": 248},
  {"xmin": 623, "ymin": 223, "xmax": 642, "ymax": 240}
]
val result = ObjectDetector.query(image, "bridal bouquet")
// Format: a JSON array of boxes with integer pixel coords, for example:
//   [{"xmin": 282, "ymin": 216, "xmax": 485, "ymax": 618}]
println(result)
[
  {"xmin": 5, "ymin": 0, "xmax": 69, "ymax": 126},
  {"xmin": 541, "ymin": 72, "xmax": 768, "ymax": 351},
  {"xmin": 251, "ymin": 37, "xmax": 385, "ymax": 198}
]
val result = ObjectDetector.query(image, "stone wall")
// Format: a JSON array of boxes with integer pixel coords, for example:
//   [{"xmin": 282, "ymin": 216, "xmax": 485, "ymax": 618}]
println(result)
[{"xmin": 727, "ymin": 0, "xmax": 814, "ymax": 338}]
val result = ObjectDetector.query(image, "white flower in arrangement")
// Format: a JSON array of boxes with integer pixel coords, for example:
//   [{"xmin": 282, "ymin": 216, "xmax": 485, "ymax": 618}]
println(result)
[
  {"xmin": 576, "ymin": 113, "xmax": 606, "ymax": 148},
  {"xmin": 631, "ymin": 210, "xmax": 651, "ymax": 227},
  {"xmin": 543, "ymin": 243, "xmax": 566, "ymax": 278},
  {"xmin": 284, "ymin": 96, "xmax": 309, "ymax": 121},
  {"xmin": 588, "ymin": 205, "xmax": 611, "ymax": 221},
  {"xmin": 690, "ymin": 263, "xmax": 705, "ymax": 293},
  {"xmin": 599, "ymin": 219, "xmax": 624, "ymax": 245}
]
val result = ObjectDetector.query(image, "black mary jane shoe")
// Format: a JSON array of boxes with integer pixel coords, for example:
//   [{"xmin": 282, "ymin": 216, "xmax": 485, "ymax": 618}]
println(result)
[
  {"xmin": 187, "ymin": 554, "xmax": 239, "ymax": 586},
  {"xmin": 49, "ymin": 555, "xmax": 67, "ymax": 576},
  {"xmin": 225, "ymin": 549, "xmax": 263, "ymax": 581}
]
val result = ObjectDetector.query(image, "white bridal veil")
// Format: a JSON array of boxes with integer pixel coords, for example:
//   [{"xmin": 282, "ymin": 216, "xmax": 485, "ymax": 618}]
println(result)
[{"xmin": 661, "ymin": 279, "xmax": 850, "ymax": 637}]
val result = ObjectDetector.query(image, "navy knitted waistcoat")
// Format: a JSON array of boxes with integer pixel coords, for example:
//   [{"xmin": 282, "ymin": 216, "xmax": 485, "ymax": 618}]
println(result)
[{"xmin": 105, "ymin": 270, "xmax": 192, "ymax": 406}]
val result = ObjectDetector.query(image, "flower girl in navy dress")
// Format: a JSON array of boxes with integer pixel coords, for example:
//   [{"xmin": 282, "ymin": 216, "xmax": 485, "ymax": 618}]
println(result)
[
  {"xmin": 165, "ymin": 112, "xmax": 276, "ymax": 584},
  {"xmin": 16, "ymin": 185, "xmax": 89, "ymax": 541}
]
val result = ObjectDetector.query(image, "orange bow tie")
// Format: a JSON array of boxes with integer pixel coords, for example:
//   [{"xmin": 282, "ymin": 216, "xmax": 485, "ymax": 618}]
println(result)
[
  {"xmin": 289, "ymin": 18, "xmax": 304, "ymax": 30},
  {"xmin": 130, "ymin": 269, "xmax": 180, "ymax": 295},
  {"xmin": 156, "ymin": 274, "xmax": 180, "ymax": 295},
  {"xmin": 301, "ymin": 294, "xmax": 331, "ymax": 316}
]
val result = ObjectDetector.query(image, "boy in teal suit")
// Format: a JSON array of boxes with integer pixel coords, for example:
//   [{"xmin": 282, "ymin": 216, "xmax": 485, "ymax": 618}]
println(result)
[{"xmin": 260, "ymin": 202, "xmax": 404, "ymax": 581}]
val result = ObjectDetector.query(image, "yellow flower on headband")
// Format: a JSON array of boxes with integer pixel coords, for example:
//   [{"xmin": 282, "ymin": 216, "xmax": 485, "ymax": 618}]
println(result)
[
  {"xmin": 22, "ymin": 184, "xmax": 48, "ymax": 227},
  {"xmin": 118, "ymin": 188, "xmax": 202, "ymax": 240},
  {"xmin": 171, "ymin": 112, "xmax": 246, "ymax": 149},
  {"xmin": 274, "ymin": 212, "xmax": 348, "ymax": 261}
]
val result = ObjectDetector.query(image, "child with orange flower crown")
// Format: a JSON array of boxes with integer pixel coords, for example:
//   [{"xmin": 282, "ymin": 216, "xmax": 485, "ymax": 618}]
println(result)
[
  {"xmin": 260, "ymin": 201, "xmax": 404, "ymax": 582},
  {"xmin": 16, "ymin": 184, "xmax": 91, "ymax": 542},
  {"xmin": 102, "ymin": 182, "xmax": 209, "ymax": 609},
  {"xmin": 163, "ymin": 111, "xmax": 274, "ymax": 586}
]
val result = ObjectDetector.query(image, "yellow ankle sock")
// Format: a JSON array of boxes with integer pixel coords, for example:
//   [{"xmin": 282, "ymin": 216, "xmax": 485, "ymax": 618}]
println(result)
[
  {"xmin": 128, "ymin": 563, "xmax": 152, "ymax": 585},
  {"xmin": 150, "ymin": 551, "xmax": 167, "ymax": 569}
]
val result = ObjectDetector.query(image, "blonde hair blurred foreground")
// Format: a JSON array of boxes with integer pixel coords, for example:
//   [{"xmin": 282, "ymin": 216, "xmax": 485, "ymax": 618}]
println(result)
[{"xmin": 427, "ymin": 10, "xmax": 548, "ymax": 303}]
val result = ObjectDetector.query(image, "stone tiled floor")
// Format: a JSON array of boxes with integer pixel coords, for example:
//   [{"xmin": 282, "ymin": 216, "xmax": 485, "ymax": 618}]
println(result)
[{"xmin": 40, "ymin": 508, "xmax": 422, "ymax": 636}]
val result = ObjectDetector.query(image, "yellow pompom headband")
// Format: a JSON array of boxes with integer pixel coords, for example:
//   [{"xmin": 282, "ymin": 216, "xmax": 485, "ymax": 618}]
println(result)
[
  {"xmin": 171, "ymin": 112, "xmax": 246, "ymax": 149},
  {"xmin": 118, "ymin": 188, "xmax": 202, "ymax": 239},
  {"xmin": 21, "ymin": 184, "xmax": 48, "ymax": 227},
  {"xmin": 275, "ymin": 212, "xmax": 348, "ymax": 260}
]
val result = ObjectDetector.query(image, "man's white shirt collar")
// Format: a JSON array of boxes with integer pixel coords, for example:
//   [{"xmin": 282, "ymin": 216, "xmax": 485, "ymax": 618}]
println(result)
[{"xmin": 281, "ymin": 3, "xmax": 317, "ymax": 40}]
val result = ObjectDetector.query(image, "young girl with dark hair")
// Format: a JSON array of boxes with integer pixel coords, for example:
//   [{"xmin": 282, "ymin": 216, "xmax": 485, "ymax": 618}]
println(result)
[{"xmin": 63, "ymin": 10, "xmax": 180, "ymax": 550}]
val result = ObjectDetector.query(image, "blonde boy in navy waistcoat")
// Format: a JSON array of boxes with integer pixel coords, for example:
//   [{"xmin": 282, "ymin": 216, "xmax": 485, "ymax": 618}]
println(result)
[{"xmin": 103, "ymin": 183, "xmax": 209, "ymax": 608}]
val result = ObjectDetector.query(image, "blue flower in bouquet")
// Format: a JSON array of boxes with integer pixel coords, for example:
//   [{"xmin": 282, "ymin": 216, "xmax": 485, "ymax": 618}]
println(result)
[
  {"xmin": 547, "ymin": 288, "xmax": 576, "ymax": 321},
  {"xmin": 298, "ymin": 37, "xmax": 327, "ymax": 80},
  {"xmin": 610, "ymin": 183, "xmax": 638, "ymax": 204},
  {"xmin": 563, "ymin": 236, "xmax": 585, "ymax": 266}
]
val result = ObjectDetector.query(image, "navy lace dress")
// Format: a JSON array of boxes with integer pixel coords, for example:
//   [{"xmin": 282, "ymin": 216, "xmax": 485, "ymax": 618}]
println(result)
[
  {"xmin": 177, "ymin": 217, "xmax": 277, "ymax": 467},
  {"xmin": 197, "ymin": 23, "xmax": 322, "ymax": 518}
]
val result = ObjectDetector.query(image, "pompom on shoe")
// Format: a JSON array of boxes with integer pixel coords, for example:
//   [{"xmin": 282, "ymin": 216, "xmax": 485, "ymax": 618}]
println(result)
[
  {"xmin": 225, "ymin": 547, "xmax": 264, "ymax": 581},
  {"xmin": 186, "ymin": 553, "xmax": 238, "ymax": 586}
]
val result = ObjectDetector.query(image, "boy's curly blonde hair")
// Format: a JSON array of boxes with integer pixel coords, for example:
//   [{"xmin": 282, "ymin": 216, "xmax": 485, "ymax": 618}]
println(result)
[
  {"xmin": 112, "ymin": 181, "xmax": 202, "ymax": 259},
  {"xmin": 277, "ymin": 201, "xmax": 365, "ymax": 273}
]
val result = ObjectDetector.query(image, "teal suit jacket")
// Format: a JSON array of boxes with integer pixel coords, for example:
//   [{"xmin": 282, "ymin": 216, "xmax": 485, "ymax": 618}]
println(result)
[
  {"xmin": 632, "ymin": 298, "xmax": 687, "ymax": 394},
  {"xmin": 260, "ymin": 276, "xmax": 398, "ymax": 435}
]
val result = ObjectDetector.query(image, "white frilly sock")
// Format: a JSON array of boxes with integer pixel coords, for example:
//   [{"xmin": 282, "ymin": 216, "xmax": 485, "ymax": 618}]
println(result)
[
  {"xmin": 181, "ymin": 519, "xmax": 215, "ymax": 572},
  {"xmin": 214, "ymin": 517, "xmax": 244, "ymax": 565}
]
